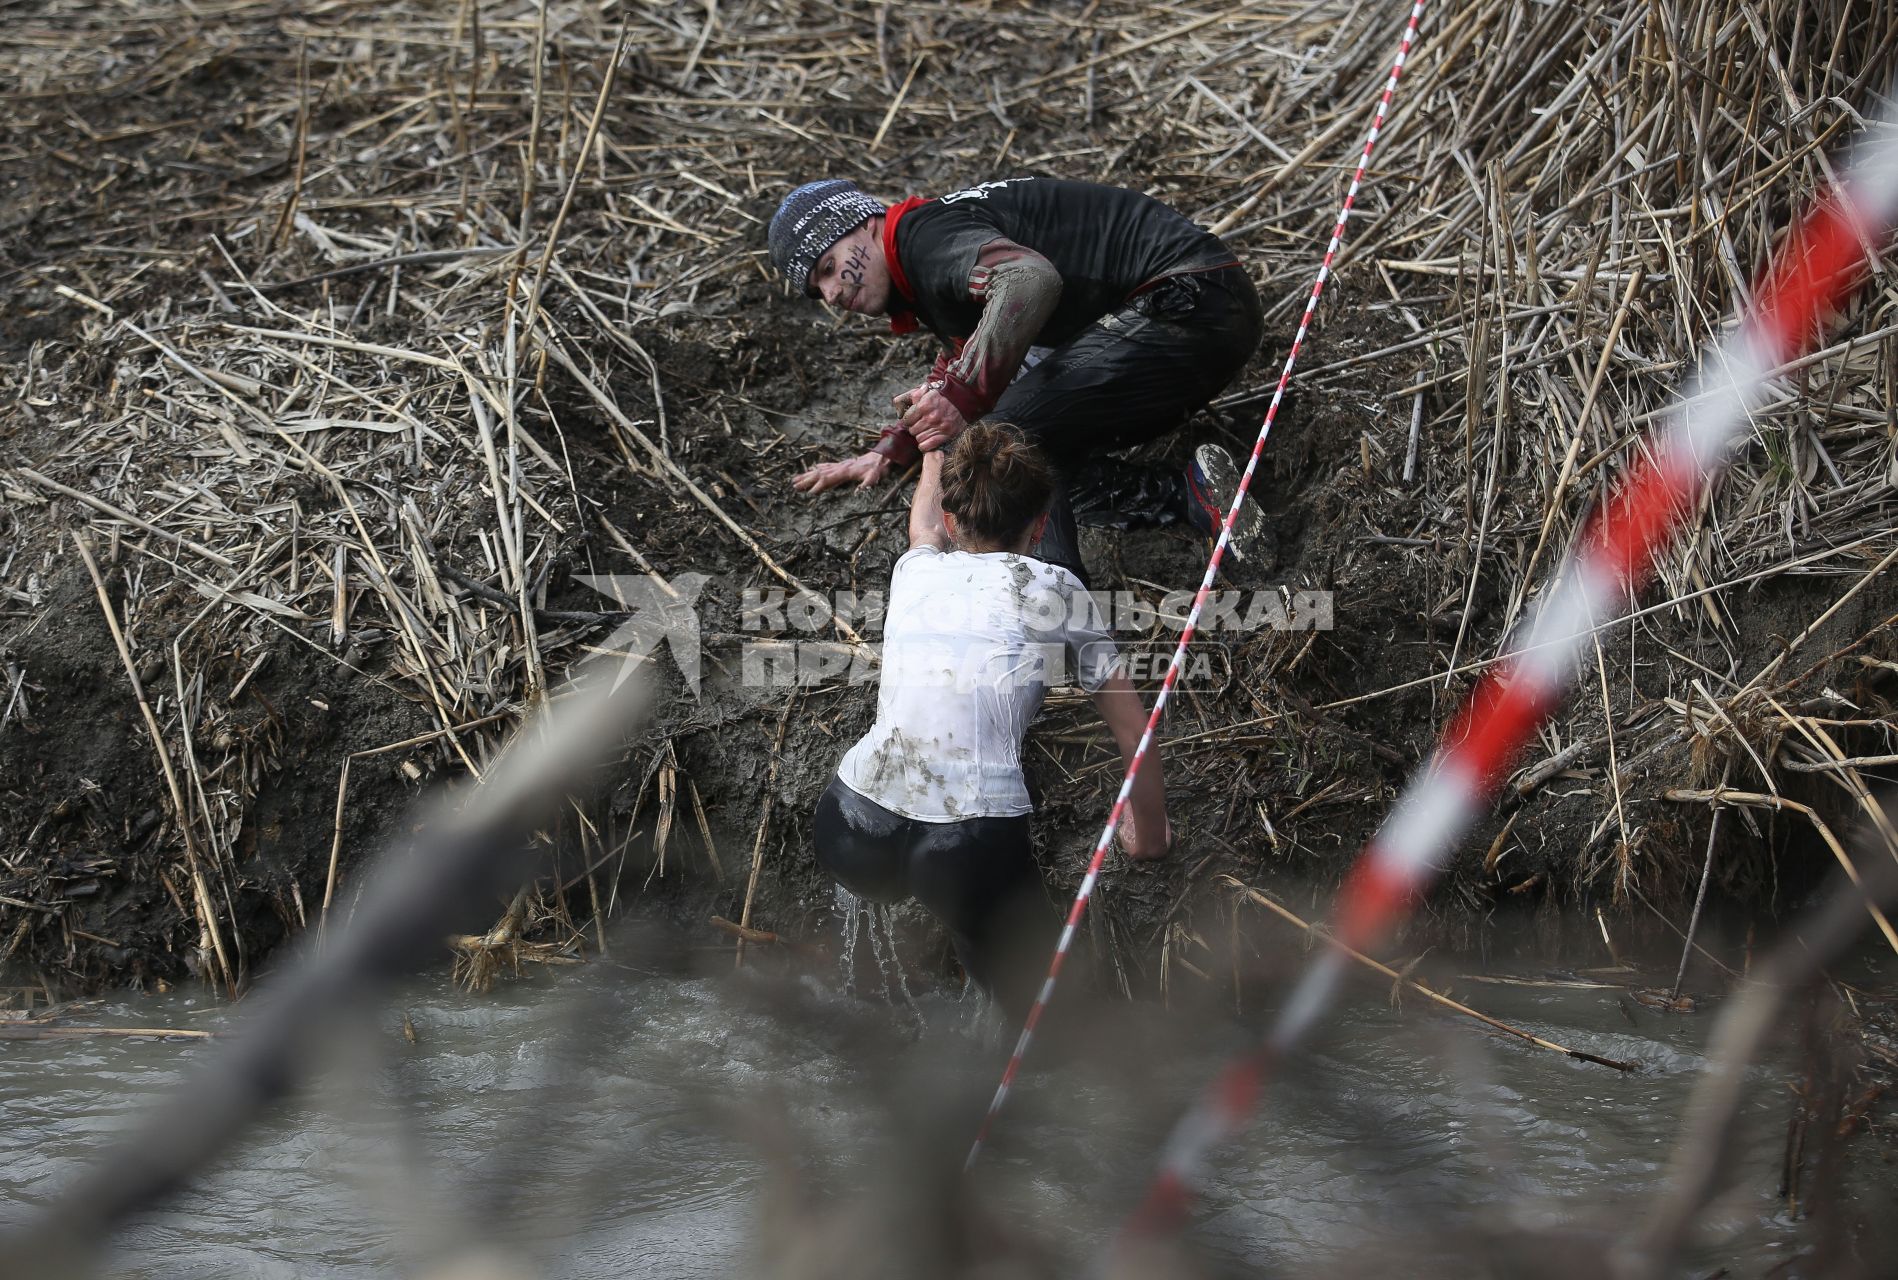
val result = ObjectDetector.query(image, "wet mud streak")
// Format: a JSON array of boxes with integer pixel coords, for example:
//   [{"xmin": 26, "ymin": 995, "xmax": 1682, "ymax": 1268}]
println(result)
[
  {"xmin": 1004, "ymin": 555, "xmax": 1035, "ymax": 610},
  {"xmin": 859, "ymin": 727, "xmax": 958, "ymax": 819}
]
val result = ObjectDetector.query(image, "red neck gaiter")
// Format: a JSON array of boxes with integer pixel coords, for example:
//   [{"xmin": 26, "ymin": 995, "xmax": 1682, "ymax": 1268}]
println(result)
[{"xmin": 881, "ymin": 196, "xmax": 930, "ymax": 334}]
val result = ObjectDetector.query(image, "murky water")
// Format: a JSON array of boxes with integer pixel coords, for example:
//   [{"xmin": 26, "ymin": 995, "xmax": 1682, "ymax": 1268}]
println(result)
[{"xmin": 1, "ymin": 923, "xmax": 1889, "ymax": 1278}]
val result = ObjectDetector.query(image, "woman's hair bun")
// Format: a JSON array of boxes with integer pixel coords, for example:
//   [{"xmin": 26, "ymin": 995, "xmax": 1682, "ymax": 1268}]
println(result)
[{"xmin": 940, "ymin": 421, "xmax": 1054, "ymax": 547}]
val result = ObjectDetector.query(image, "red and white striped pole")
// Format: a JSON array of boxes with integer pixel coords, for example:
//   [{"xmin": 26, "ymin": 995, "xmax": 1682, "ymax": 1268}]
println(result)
[
  {"xmin": 1121, "ymin": 109, "xmax": 1898, "ymax": 1240},
  {"xmin": 967, "ymin": 0, "xmax": 1435, "ymax": 1171}
]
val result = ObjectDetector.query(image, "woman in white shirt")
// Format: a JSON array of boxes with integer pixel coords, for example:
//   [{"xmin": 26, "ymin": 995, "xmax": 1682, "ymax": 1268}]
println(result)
[{"xmin": 814, "ymin": 421, "xmax": 1170, "ymax": 1015}]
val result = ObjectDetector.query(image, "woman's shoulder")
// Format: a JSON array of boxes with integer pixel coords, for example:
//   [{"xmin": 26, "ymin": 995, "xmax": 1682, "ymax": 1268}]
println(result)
[
  {"xmin": 890, "ymin": 545, "xmax": 986, "ymax": 598},
  {"xmin": 891, "ymin": 549, "xmax": 1089, "ymax": 614},
  {"xmin": 894, "ymin": 544, "xmax": 945, "ymax": 572},
  {"xmin": 999, "ymin": 553, "xmax": 1087, "ymax": 595}
]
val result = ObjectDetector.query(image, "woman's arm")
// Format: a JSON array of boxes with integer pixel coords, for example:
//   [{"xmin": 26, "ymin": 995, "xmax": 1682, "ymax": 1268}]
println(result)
[
  {"xmin": 908, "ymin": 448, "xmax": 952, "ymax": 550},
  {"xmin": 1091, "ymin": 672, "xmax": 1169, "ymax": 859}
]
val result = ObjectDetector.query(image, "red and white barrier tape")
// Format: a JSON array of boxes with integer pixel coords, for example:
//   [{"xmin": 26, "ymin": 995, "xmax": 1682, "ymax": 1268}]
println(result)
[
  {"xmin": 1121, "ymin": 109, "xmax": 1898, "ymax": 1239},
  {"xmin": 966, "ymin": 0, "xmax": 1434, "ymax": 1171}
]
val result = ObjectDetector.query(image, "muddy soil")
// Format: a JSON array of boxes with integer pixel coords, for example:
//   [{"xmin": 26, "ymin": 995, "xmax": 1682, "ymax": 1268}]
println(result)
[
  {"xmin": 7, "ymin": 241, "xmax": 1896, "ymax": 1005},
  {"xmin": 4, "ymin": 7, "xmax": 1896, "ymax": 1010}
]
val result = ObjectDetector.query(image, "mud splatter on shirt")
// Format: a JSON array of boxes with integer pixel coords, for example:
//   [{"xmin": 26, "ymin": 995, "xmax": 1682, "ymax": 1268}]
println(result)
[{"xmin": 835, "ymin": 546, "xmax": 1114, "ymax": 822}]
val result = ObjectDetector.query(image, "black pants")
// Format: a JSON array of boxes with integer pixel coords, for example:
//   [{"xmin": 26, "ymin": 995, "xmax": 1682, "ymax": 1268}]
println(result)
[
  {"xmin": 986, "ymin": 263, "xmax": 1265, "ymax": 580},
  {"xmin": 813, "ymin": 776, "xmax": 1054, "ymax": 1018}
]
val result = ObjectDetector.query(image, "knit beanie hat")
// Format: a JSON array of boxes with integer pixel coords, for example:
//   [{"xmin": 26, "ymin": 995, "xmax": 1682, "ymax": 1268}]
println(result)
[{"xmin": 768, "ymin": 180, "xmax": 884, "ymax": 294}]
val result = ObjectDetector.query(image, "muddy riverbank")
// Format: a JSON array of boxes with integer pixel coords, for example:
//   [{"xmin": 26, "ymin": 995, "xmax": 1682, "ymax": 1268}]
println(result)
[{"xmin": 3, "ymin": 0, "xmax": 1897, "ymax": 1021}]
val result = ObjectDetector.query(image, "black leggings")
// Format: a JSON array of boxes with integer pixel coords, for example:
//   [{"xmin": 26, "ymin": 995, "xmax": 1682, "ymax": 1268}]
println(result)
[{"xmin": 813, "ymin": 775, "xmax": 1054, "ymax": 1017}]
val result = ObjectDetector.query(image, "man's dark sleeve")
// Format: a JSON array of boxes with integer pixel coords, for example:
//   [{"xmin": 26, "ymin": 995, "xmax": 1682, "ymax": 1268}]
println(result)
[{"xmin": 935, "ymin": 240, "xmax": 1062, "ymax": 424}]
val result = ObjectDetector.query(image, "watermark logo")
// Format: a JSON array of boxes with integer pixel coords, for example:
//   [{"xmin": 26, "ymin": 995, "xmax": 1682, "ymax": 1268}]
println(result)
[
  {"xmin": 574, "ymin": 573, "xmax": 710, "ymax": 694},
  {"xmin": 734, "ymin": 637, "xmax": 1235, "ymax": 691},
  {"xmin": 741, "ymin": 588, "xmax": 888, "ymax": 633},
  {"xmin": 569, "ymin": 576, "xmax": 1326, "ymax": 692},
  {"xmin": 739, "ymin": 587, "xmax": 1331, "ymax": 634},
  {"xmin": 1103, "ymin": 641, "xmax": 1234, "ymax": 691}
]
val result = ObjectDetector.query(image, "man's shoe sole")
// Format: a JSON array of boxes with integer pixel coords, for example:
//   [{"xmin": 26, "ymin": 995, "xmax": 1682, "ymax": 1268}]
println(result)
[{"xmin": 1191, "ymin": 443, "xmax": 1266, "ymax": 562}]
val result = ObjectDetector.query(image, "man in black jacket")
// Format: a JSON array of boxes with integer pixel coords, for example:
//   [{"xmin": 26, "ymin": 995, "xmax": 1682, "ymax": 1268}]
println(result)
[{"xmin": 769, "ymin": 176, "xmax": 1265, "ymax": 580}]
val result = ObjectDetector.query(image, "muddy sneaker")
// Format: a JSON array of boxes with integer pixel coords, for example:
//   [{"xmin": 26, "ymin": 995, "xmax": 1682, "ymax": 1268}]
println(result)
[{"xmin": 1184, "ymin": 443, "xmax": 1265, "ymax": 560}]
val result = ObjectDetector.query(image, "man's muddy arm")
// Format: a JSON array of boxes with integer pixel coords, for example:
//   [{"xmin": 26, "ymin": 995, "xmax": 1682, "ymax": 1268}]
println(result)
[
  {"xmin": 938, "ymin": 240, "xmax": 1062, "ymax": 423},
  {"xmin": 873, "ymin": 352, "xmax": 952, "ymax": 465},
  {"xmin": 792, "ymin": 451, "xmax": 894, "ymax": 493},
  {"xmin": 873, "ymin": 426, "xmax": 921, "ymax": 465},
  {"xmin": 908, "ymin": 449, "xmax": 951, "ymax": 550}
]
